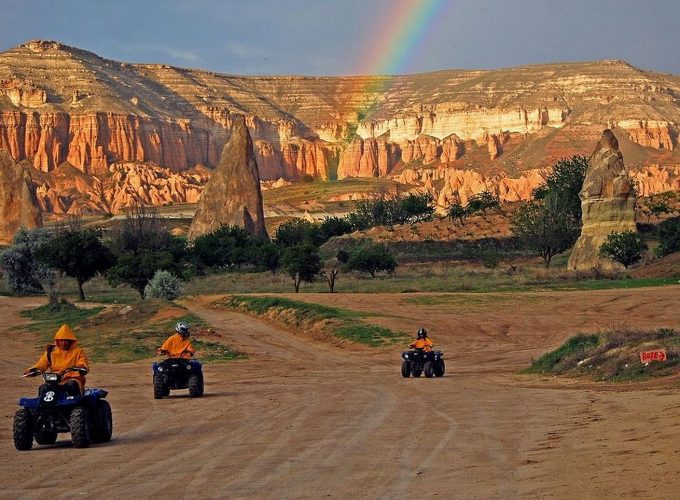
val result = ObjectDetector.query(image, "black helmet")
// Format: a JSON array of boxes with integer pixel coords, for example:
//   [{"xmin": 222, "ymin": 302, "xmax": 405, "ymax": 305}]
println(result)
[
  {"xmin": 175, "ymin": 321, "xmax": 191, "ymax": 338},
  {"xmin": 417, "ymin": 327, "xmax": 427, "ymax": 339}
]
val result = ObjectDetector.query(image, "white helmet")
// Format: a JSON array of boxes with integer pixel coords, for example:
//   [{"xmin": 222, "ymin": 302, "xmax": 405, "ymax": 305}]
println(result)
[{"xmin": 175, "ymin": 321, "xmax": 191, "ymax": 337}]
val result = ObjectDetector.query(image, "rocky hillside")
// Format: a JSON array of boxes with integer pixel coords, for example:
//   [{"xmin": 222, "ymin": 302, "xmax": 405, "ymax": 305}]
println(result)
[{"xmin": 1, "ymin": 40, "xmax": 680, "ymax": 216}]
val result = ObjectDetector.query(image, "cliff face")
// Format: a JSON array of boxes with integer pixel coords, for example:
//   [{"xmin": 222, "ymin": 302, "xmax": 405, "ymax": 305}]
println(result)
[
  {"xmin": 0, "ymin": 149, "xmax": 41, "ymax": 244},
  {"xmin": 1, "ymin": 41, "xmax": 680, "ymax": 224}
]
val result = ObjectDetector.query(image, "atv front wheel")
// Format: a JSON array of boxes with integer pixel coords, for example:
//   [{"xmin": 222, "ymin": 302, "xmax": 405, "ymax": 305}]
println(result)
[
  {"xmin": 34, "ymin": 430, "xmax": 58, "ymax": 445},
  {"xmin": 401, "ymin": 361, "xmax": 411, "ymax": 378},
  {"xmin": 153, "ymin": 374, "xmax": 166, "ymax": 399},
  {"xmin": 70, "ymin": 407, "xmax": 91, "ymax": 448},
  {"xmin": 188, "ymin": 374, "xmax": 203, "ymax": 397},
  {"xmin": 92, "ymin": 400, "xmax": 113, "ymax": 443},
  {"xmin": 424, "ymin": 361, "xmax": 434, "ymax": 378},
  {"xmin": 13, "ymin": 409, "xmax": 33, "ymax": 451},
  {"xmin": 411, "ymin": 368, "xmax": 422, "ymax": 377},
  {"xmin": 434, "ymin": 359, "xmax": 445, "ymax": 377}
]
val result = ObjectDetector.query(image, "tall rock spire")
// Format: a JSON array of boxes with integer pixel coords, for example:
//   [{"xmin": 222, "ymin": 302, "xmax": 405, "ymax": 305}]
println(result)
[
  {"xmin": 568, "ymin": 129, "xmax": 637, "ymax": 271},
  {"xmin": 188, "ymin": 116, "xmax": 269, "ymax": 240}
]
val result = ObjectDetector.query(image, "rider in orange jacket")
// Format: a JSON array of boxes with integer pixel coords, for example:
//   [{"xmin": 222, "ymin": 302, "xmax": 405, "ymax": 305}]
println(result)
[
  {"xmin": 24, "ymin": 324, "xmax": 89, "ymax": 395},
  {"xmin": 409, "ymin": 327, "xmax": 434, "ymax": 352},
  {"xmin": 157, "ymin": 322, "xmax": 196, "ymax": 359}
]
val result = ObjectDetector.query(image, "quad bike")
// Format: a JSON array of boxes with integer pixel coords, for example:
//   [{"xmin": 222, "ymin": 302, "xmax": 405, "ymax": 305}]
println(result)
[
  {"xmin": 153, "ymin": 349, "xmax": 204, "ymax": 399},
  {"xmin": 401, "ymin": 348, "xmax": 445, "ymax": 378},
  {"xmin": 14, "ymin": 368, "xmax": 113, "ymax": 450}
]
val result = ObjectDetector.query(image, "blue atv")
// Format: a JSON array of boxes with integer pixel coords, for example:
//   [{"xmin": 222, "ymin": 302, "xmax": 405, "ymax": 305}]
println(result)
[
  {"xmin": 153, "ymin": 354, "xmax": 204, "ymax": 399},
  {"xmin": 14, "ymin": 368, "xmax": 113, "ymax": 450},
  {"xmin": 401, "ymin": 348, "xmax": 445, "ymax": 378}
]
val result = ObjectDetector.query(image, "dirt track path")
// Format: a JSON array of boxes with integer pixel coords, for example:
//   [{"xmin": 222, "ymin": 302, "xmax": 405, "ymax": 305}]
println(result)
[{"xmin": 2, "ymin": 288, "xmax": 680, "ymax": 499}]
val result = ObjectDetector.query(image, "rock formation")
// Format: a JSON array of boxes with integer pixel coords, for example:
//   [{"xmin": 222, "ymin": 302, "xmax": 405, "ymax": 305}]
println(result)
[
  {"xmin": 0, "ymin": 149, "xmax": 42, "ymax": 244},
  {"xmin": 188, "ymin": 117, "xmax": 268, "ymax": 240},
  {"xmin": 568, "ymin": 130, "xmax": 637, "ymax": 271},
  {"xmin": 1, "ymin": 42, "xmax": 680, "ymax": 214}
]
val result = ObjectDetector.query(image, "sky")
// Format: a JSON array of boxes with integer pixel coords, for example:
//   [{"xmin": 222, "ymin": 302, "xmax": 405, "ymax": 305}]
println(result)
[{"xmin": 1, "ymin": 0, "xmax": 679, "ymax": 76}]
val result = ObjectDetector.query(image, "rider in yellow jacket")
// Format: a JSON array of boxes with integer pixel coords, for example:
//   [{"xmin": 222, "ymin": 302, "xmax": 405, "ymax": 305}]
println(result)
[
  {"xmin": 409, "ymin": 327, "xmax": 434, "ymax": 352},
  {"xmin": 24, "ymin": 324, "xmax": 89, "ymax": 395},
  {"xmin": 157, "ymin": 322, "xmax": 196, "ymax": 359}
]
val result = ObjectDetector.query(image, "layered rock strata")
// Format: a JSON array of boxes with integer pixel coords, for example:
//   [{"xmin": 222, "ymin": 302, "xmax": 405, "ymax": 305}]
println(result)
[
  {"xmin": 568, "ymin": 130, "xmax": 637, "ymax": 271},
  {"xmin": 188, "ymin": 117, "xmax": 268, "ymax": 240},
  {"xmin": 0, "ymin": 149, "xmax": 42, "ymax": 244}
]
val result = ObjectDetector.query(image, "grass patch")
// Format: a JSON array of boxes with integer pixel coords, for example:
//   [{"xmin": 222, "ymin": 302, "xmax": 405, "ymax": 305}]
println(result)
[
  {"xmin": 526, "ymin": 328, "xmax": 680, "ymax": 382},
  {"xmin": 222, "ymin": 295, "xmax": 405, "ymax": 347},
  {"xmin": 21, "ymin": 301, "xmax": 243, "ymax": 364}
]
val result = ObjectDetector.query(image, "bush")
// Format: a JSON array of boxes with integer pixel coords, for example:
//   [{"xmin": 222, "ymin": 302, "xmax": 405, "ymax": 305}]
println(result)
[
  {"xmin": 318, "ymin": 216, "xmax": 353, "ymax": 242},
  {"xmin": 599, "ymin": 231, "xmax": 647, "ymax": 268},
  {"xmin": 447, "ymin": 202, "xmax": 468, "ymax": 225},
  {"xmin": 465, "ymin": 190, "xmax": 500, "ymax": 215},
  {"xmin": 655, "ymin": 216, "xmax": 680, "ymax": 257},
  {"xmin": 192, "ymin": 225, "xmax": 263, "ymax": 269},
  {"xmin": 346, "ymin": 243, "xmax": 397, "ymax": 277},
  {"xmin": 144, "ymin": 270, "xmax": 182, "ymax": 300}
]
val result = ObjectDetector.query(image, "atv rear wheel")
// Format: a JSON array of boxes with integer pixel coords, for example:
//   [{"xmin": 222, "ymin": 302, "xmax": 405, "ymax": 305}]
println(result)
[
  {"xmin": 34, "ymin": 430, "xmax": 58, "ymax": 445},
  {"xmin": 424, "ymin": 361, "xmax": 434, "ymax": 378},
  {"xmin": 188, "ymin": 374, "xmax": 203, "ymax": 397},
  {"xmin": 153, "ymin": 374, "xmax": 166, "ymax": 399},
  {"xmin": 13, "ymin": 409, "xmax": 33, "ymax": 451},
  {"xmin": 411, "ymin": 368, "xmax": 422, "ymax": 377},
  {"xmin": 401, "ymin": 361, "xmax": 411, "ymax": 378},
  {"xmin": 434, "ymin": 359, "xmax": 445, "ymax": 377},
  {"xmin": 70, "ymin": 407, "xmax": 91, "ymax": 448},
  {"xmin": 92, "ymin": 400, "xmax": 113, "ymax": 443}
]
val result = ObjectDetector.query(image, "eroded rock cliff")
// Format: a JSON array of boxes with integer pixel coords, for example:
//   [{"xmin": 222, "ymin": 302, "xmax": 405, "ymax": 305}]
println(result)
[{"xmin": 0, "ymin": 149, "xmax": 41, "ymax": 244}]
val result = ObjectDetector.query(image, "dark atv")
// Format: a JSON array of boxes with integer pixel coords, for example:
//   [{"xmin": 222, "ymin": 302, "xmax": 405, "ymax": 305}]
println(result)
[
  {"xmin": 153, "ymin": 352, "xmax": 204, "ymax": 399},
  {"xmin": 401, "ymin": 348, "xmax": 445, "ymax": 378},
  {"xmin": 14, "ymin": 368, "xmax": 112, "ymax": 450}
]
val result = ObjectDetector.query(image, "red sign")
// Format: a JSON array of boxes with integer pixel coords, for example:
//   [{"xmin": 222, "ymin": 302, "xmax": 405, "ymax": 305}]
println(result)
[{"xmin": 639, "ymin": 349, "xmax": 667, "ymax": 363}]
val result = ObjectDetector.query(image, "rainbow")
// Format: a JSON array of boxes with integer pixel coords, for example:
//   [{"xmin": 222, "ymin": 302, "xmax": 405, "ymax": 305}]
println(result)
[{"xmin": 353, "ymin": 0, "xmax": 453, "ymax": 120}]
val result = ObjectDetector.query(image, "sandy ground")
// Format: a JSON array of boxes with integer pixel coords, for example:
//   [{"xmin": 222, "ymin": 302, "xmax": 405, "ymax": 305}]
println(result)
[{"xmin": 1, "ymin": 286, "xmax": 680, "ymax": 499}]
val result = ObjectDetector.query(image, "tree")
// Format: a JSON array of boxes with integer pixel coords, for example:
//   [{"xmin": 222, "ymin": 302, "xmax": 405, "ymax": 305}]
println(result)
[
  {"xmin": 107, "ymin": 205, "xmax": 186, "ymax": 298},
  {"xmin": 655, "ymin": 216, "xmax": 680, "ymax": 257},
  {"xmin": 318, "ymin": 216, "xmax": 353, "ymax": 242},
  {"xmin": 281, "ymin": 243, "xmax": 322, "ymax": 292},
  {"xmin": 346, "ymin": 243, "xmax": 398, "ymax": 277},
  {"xmin": 275, "ymin": 219, "xmax": 322, "ymax": 248},
  {"xmin": 511, "ymin": 194, "xmax": 580, "ymax": 268},
  {"xmin": 447, "ymin": 202, "xmax": 468, "ymax": 225},
  {"xmin": 36, "ymin": 219, "xmax": 113, "ymax": 301},
  {"xmin": 533, "ymin": 156, "xmax": 588, "ymax": 222},
  {"xmin": 1, "ymin": 227, "xmax": 57, "ymax": 301},
  {"xmin": 599, "ymin": 231, "xmax": 647, "ymax": 268},
  {"xmin": 465, "ymin": 190, "xmax": 500, "ymax": 215},
  {"xmin": 255, "ymin": 242, "xmax": 281, "ymax": 274},
  {"xmin": 399, "ymin": 192, "xmax": 435, "ymax": 223},
  {"xmin": 322, "ymin": 259, "xmax": 342, "ymax": 293}
]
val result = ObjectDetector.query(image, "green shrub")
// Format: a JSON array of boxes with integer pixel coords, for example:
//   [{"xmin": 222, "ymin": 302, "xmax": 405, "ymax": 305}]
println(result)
[
  {"xmin": 144, "ymin": 270, "xmax": 182, "ymax": 300},
  {"xmin": 346, "ymin": 243, "xmax": 397, "ymax": 277},
  {"xmin": 599, "ymin": 231, "xmax": 647, "ymax": 268},
  {"xmin": 655, "ymin": 216, "xmax": 680, "ymax": 257}
]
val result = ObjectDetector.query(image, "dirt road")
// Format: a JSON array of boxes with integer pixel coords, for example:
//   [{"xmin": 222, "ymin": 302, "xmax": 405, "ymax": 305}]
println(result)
[{"xmin": 2, "ymin": 287, "xmax": 680, "ymax": 499}]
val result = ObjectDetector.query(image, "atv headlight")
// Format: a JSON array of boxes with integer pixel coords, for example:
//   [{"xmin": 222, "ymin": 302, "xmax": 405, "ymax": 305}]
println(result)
[
  {"xmin": 404, "ymin": 354, "xmax": 408, "ymax": 358},
  {"xmin": 158, "ymin": 367, "xmax": 163, "ymax": 372},
  {"xmin": 186, "ymin": 364, "xmax": 192, "ymax": 370}
]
